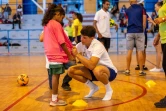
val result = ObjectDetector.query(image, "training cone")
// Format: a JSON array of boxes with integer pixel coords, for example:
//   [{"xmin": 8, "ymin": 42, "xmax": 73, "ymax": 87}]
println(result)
[
  {"xmin": 72, "ymin": 99, "xmax": 87, "ymax": 107},
  {"xmin": 145, "ymin": 80, "xmax": 156, "ymax": 88}
]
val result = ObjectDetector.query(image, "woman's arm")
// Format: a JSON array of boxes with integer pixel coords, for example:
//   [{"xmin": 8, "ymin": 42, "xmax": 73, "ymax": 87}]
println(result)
[
  {"xmin": 65, "ymin": 16, "xmax": 73, "ymax": 23},
  {"xmin": 147, "ymin": 17, "xmax": 156, "ymax": 26},
  {"xmin": 154, "ymin": 16, "xmax": 166, "ymax": 24}
]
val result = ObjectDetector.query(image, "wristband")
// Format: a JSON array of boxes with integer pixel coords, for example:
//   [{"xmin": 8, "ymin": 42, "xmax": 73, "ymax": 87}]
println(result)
[{"xmin": 162, "ymin": 17, "xmax": 165, "ymax": 22}]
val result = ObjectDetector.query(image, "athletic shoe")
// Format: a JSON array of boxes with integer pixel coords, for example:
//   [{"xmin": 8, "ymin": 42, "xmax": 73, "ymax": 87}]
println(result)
[
  {"xmin": 154, "ymin": 96, "xmax": 166, "ymax": 108},
  {"xmin": 149, "ymin": 67, "xmax": 161, "ymax": 72},
  {"xmin": 143, "ymin": 66, "xmax": 148, "ymax": 70},
  {"xmin": 123, "ymin": 70, "xmax": 130, "ymax": 76},
  {"xmin": 50, "ymin": 99, "xmax": 67, "ymax": 106},
  {"xmin": 159, "ymin": 96, "xmax": 166, "ymax": 102},
  {"xmin": 62, "ymin": 85, "xmax": 71, "ymax": 91},
  {"xmin": 139, "ymin": 71, "xmax": 146, "ymax": 76},
  {"xmin": 135, "ymin": 65, "xmax": 148, "ymax": 70},
  {"xmin": 135, "ymin": 65, "xmax": 140, "ymax": 70}
]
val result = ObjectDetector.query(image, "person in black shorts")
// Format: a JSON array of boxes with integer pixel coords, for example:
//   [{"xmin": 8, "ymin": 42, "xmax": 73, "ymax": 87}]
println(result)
[{"xmin": 93, "ymin": 0, "xmax": 118, "ymax": 52}]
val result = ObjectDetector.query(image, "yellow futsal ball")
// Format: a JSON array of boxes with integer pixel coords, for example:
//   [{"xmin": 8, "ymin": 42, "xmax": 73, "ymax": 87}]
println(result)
[
  {"xmin": 17, "ymin": 74, "xmax": 29, "ymax": 86},
  {"xmin": 110, "ymin": 19, "xmax": 115, "ymax": 27}
]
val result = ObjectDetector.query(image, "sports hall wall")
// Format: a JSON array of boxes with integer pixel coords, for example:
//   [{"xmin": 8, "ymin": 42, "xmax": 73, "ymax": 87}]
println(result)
[{"xmin": 0, "ymin": 0, "xmax": 157, "ymax": 55}]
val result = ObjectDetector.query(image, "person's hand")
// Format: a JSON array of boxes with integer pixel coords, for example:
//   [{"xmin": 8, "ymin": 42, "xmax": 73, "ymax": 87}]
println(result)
[
  {"xmin": 147, "ymin": 17, "xmax": 153, "ymax": 23},
  {"xmin": 154, "ymin": 17, "xmax": 163, "ymax": 24},
  {"xmin": 153, "ymin": 35, "xmax": 160, "ymax": 46},
  {"xmin": 98, "ymin": 32, "xmax": 102, "ymax": 38},
  {"xmin": 72, "ymin": 46, "xmax": 78, "ymax": 56},
  {"xmin": 147, "ymin": 17, "xmax": 156, "ymax": 26},
  {"xmin": 69, "ymin": 55, "xmax": 75, "ymax": 61},
  {"xmin": 147, "ymin": 29, "xmax": 152, "ymax": 33}
]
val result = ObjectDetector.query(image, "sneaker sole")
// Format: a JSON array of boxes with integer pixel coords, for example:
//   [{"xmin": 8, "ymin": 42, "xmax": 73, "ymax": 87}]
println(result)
[
  {"xmin": 50, "ymin": 103, "xmax": 67, "ymax": 106},
  {"xmin": 125, "ymin": 73, "xmax": 130, "ymax": 76},
  {"xmin": 50, "ymin": 101, "xmax": 67, "ymax": 106}
]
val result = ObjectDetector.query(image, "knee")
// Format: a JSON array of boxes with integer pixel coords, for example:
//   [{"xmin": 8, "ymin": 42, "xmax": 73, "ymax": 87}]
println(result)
[
  {"xmin": 93, "ymin": 69, "xmax": 102, "ymax": 78},
  {"xmin": 93, "ymin": 68, "xmax": 109, "ymax": 79},
  {"xmin": 68, "ymin": 66, "xmax": 75, "ymax": 77}
]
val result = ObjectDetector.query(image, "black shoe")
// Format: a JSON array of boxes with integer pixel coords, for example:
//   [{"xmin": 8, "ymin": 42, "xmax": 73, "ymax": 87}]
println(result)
[
  {"xmin": 135, "ymin": 65, "xmax": 140, "ymax": 70},
  {"xmin": 159, "ymin": 96, "xmax": 166, "ymax": 102},
  {"xmin": 62, "ymin": 85, "xmax": 71, "ymax": 91},
  {"xmin": 154, "ymin": 97, "xmax": 166, "ymax": 108},
  {"xmin": 143, "ymin": 66, "xmax": 148, "ymax": 70}
]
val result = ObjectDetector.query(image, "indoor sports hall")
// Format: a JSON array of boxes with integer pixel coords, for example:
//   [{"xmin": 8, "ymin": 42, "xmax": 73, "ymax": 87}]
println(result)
[{"xmin": 0, "ymin": 0, "xmax": 166, "ymax": 111}]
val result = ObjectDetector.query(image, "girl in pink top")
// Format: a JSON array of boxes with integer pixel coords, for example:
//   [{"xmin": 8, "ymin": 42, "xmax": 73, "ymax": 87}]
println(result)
[{"xmin": 42, "ymin": 4, "xmax": 74, "ymax": 106}]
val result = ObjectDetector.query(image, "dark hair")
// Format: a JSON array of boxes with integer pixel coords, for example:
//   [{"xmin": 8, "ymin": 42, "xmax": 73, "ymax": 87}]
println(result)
[
  {"xmin": 60, "ymin": 22, "xmax": 64, "ymax": 27},
  {"xmin": 156, "ymin": 1, "xmax": 163, "ymax": 7},
  {"xmin": 139, "ymin": 3, "xmax": 144, "ymax": 7},
  {"xmin": 42, "ymin": 4, "xmax": 65, "ymax": 26},
  {"xmin": 81, "ymin": 26, "xmax": 96, "ymax": 37},
  {"xmin": 17, "ymin": 4, "xmax": 22, "ymax": 8},
  {"xmin": 102, "ymin": 0, "xmax": 110, "ymax": 5},
  {"xmin": 73, "ymin": 12, "xmax": 83, "ymax": 23}
]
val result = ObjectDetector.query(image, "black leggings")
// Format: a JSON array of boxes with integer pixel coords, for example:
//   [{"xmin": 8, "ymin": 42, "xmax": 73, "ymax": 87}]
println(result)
[{"xmin": 161, "ymin": 43, "xmax": 166, "ymax": 75}]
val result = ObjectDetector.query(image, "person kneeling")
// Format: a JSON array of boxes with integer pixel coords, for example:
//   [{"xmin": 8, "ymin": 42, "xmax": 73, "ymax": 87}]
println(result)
[{"xmin": 68, "ymin": 26, "xmax": 117, "ymax": 100}]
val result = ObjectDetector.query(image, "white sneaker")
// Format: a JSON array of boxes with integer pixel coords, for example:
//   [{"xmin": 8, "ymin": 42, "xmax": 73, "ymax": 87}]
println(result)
[
  {"xmin": 149, "ymin": 67, "xmax": 161, "ymax": 72},
  {"xmin": 50, "ymin": 99, "xmax": 67, "ymax": 106}
]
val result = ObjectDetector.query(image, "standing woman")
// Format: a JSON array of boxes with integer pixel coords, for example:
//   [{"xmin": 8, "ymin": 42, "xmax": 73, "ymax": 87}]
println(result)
[
  {"xmin": 17, "ymin": 4, "xmax": 23, "ymax": 22},
  {"xmin": 148, "ymin": 2, "xmax": 163, "ymax": 72},
  {"xmin": 66, "ymin": 12, "xmax": 83, "ymax": 43},
  {"xmin": 17, "ymin": 4, "xmax": 23, "ymax": 15},
  {"xmin": 151, "ymin": 0, "xmax": 166, "ymax": 108},
  {"xmin": 42, "ymin": 4, "xmax": 74, "ymax": 106}
]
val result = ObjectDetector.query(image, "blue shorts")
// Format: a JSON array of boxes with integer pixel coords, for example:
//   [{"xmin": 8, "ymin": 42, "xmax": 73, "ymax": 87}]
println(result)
[{"xmin": 89, "ymin": 67, "xmax": 117, "ymax": 81}]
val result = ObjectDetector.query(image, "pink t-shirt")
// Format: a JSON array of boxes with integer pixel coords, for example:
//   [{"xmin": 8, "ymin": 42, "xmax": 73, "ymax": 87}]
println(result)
[{"xmin": 43, "ymin": 20, "xmax": 73, "ymax": 63}]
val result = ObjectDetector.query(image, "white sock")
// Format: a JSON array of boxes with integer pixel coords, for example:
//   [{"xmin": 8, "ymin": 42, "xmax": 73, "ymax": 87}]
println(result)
[
  {"xmin": 84, "ymin": 80, "xmax": 99, "ymax": 98},
  {"xmin": 52, "ymin": 94, "xmax": 58, "ymax": 101},
  {"xmin": 102, "ymin": 83, "xmax": 113, "ymax": 101}
]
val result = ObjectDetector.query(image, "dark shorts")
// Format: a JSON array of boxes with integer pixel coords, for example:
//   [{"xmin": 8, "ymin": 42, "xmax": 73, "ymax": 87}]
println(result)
[
  {"xmin": 89, "ymin": 67, "xmax": 117, "ymax": 81},
  {"xmin": 77, "ymin": 35, "xmax": 81, "ymax": 43},
  {"xmin": 97, "ymin": 37, "xmax": 110, "ymax": 49},
  {"xmin": 69, "ymin": 36, "xmax": 74, "ymax": 42},
  {"xmin": 49, "ymin": 64, "xmax": 65, "ymax": 75},
  {"xmin": 63, "ymin": 60, "xmax": 76, "ymax": 69}
]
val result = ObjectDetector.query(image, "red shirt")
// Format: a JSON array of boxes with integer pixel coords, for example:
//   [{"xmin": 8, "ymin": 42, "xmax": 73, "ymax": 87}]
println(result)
[{"xmin": 43, "ymin": 20, "xmax": 73, "ymax": 63}]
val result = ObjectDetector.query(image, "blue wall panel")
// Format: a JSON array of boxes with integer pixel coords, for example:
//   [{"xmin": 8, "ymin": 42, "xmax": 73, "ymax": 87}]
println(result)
[{"xmin": 23, "ymin": 0, "xmax": 37, "ymax": 14}]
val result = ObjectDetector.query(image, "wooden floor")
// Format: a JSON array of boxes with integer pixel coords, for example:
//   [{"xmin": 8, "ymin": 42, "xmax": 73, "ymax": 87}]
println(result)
[{"xmin": 0, "ymin": 54, "xmax": 166, "ymax": 111}]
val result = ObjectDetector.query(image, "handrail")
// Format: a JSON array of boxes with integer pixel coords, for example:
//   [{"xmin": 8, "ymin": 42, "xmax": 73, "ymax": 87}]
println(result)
[
  {"xmin": 0, "ymin": 28, "xmax": 155, "ymax": 56},
  {"xmin": 0, "ymin": 29, "xmax": 42, "ymax": 55}
]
